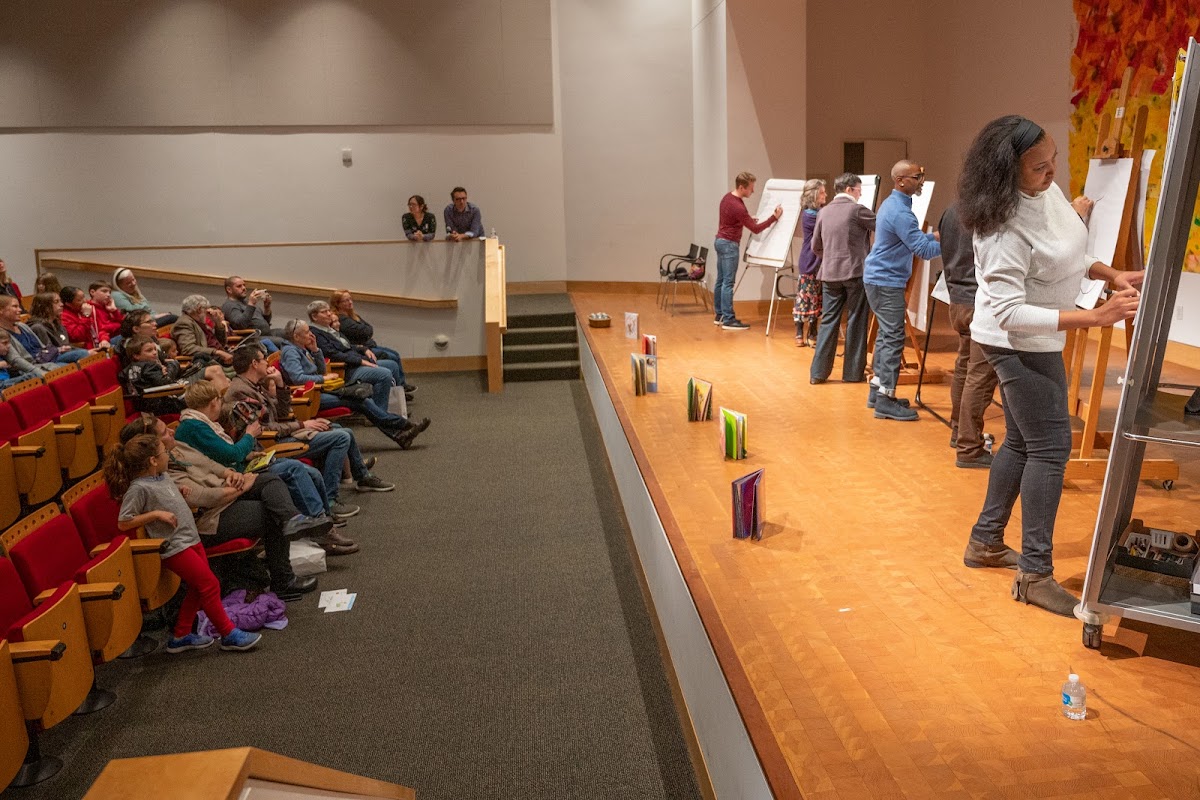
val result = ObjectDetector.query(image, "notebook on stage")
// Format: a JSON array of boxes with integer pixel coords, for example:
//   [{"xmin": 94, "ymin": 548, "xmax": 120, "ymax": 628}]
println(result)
[
  {"xmin": 687, "ymin": 377, "xmax": 712, "ymax": 421},
  {"xmin": 720, "ymin": 407, "xmax": 747, "ymax": 459},
  {"xmin": 631, "ymin": 353, "xmax": 658, "ymax": 395},
  {"xmin": 642, "ymin": 334, "xmax": 657, "ymax": 355},
  {"xmin": 732, "ymin": 468, "xmax": 765, "ymax": 540}
]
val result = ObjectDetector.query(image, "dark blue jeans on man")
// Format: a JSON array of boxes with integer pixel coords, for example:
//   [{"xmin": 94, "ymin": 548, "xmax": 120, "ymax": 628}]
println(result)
[
  {"xmin": 283, "ymin": 427, "xmax": 367, "ymax": 504},
  {"xmin": 712, "ymin": 238, "xmax": 740, "ymax": 323},
  {"xmin": 864, "ymin": 283, "xmax": 907, "ymax": 395},
  {"xmin": 810, "ymin": 278, "xmax": 869, "ymax": 383}
]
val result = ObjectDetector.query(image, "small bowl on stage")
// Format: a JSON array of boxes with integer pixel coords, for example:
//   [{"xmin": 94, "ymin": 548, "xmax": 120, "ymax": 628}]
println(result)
[{"xmin": 587, "ymin": 312, "xmax": 611, "ymax": 328}]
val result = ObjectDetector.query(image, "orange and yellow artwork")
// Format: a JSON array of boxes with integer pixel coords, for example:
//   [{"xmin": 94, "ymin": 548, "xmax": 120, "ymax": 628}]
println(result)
[{"xmin": 1070, "ymin": 0, "xmax": 1200, "ymax": 270}]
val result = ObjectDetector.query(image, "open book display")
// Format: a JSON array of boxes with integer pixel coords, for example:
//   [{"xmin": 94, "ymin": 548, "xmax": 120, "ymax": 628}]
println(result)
[
  {"xmin": 631, "ymin": 353, "xmax": 658, "ymax": 395},
  {"xmin": 732, "ymin": 468, "xmax": 765, "ymax": 541},
  {"xmin": 642, "ymin": 334, "xmax": 657, "ymax": 355},
  {"xmin": 245, "ymin": 450, "xmax": 276, "ymax": 473},
  {"xmin": 720, "ymin": 407, "xmax": 747, "ymax": 460},
  {"xmin": 687, "ymin": 378, "xmax": 713, "ymax": 421},
  {"xmin": 624, "ymin": 312, "xmax": 639, "ymax": 339}
]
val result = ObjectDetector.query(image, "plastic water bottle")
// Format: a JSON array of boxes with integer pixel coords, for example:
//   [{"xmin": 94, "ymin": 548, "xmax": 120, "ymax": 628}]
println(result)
[{"xmin": 1062, "ymin": 673, "xmax": 1086, "ymax": 720}]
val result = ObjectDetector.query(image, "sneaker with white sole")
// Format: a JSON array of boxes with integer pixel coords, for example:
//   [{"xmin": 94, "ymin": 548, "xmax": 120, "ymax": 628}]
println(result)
[
  {"xmin": 330, "ymin": 501, "xmax": 360, "ymax": 519},
  {"xmin": 355, "ymin": 475, "xmax": 395, "ymax": 492},
  {"xmin": 721, "ymin": 319, "xmax": 750, "ymax": 331},
  {"xmin": 219, "ymin": 628, "xmax": 262, "ymax": 652},
  {"xmin": 165, "ymin": 632, "xmax": 215, "ymax": 654}
]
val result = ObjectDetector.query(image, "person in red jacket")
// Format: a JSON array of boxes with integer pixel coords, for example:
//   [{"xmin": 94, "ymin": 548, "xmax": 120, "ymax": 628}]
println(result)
[
  {"xmin": 713, "ymin": 171, "xmax": 781, "ymax": 330},
  {"xmin": 60, "ymin": 285, "xmax": 110, "ymax": 350},
  {"xmin": 88, "ymin": 281, "xmax": 124, "ymax": 341}
]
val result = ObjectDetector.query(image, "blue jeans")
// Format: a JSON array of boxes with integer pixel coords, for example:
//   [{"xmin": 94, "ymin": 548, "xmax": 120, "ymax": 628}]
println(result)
[
  {"xmin": 811, "ymin": 278, "xmax": 869, "ymax": 382},
  {"xmin": 287, "ymin": 427, "xmax": 365, "ymax": 502},
  {"xmin": 349, "ymin": 363, "xmax": 397, "ymax": 410},
  {"xmin": 372, "ymin": 346, "xmax": 406, "ymax": 385},
  {"xmin": 266, "ymin": 457, "xmax": 329, "ymax": 517},
  {"xmin": 55, "ymin": 348, "xmax": 89, "ymax": 364},
  {"xmin": 712, "ymin": 238, "xmax": 740, "ymax": 323},
  {"xmin": 864, "ymin": 283, "xmax": 907, "ymax": 395},
  {"xmin": 970, "ymin": 347, "xmax": 1071, "ymax": 575},
  {"xmin": 320, "ymin": 392, "xmax": 406, "ymax": 429}
]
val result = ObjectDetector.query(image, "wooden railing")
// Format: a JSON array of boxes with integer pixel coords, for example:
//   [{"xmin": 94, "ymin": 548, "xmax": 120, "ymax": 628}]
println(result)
[{"xmin": 485, "ymin": 239, "xmax": 508, "ymax": 393}]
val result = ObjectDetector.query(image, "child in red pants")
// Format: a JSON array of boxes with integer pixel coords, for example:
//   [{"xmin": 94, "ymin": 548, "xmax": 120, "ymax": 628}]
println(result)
[{"xmin": 105, "ymin": 433, "xmax": 261, "ymax": 653}]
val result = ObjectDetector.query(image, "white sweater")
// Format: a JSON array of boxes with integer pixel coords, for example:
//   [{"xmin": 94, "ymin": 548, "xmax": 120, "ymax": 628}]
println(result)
[{"xmin": 970, "ymin": 182, "xmax": 1095, "ymax": 353}]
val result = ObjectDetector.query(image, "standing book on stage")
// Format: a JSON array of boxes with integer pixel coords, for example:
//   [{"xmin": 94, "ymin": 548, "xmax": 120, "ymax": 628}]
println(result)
[
  {"xmin": 642, "ymin": 334, "xmax": 657, "ymax": 355},
  {"xmin": 687, "ymin": 378, "xmax": 713, "ymax": 421},
  {"xmin": 631, "ymin": 353, "xmax": 658, "ymax": 395},
  {"xmin": 625, "ymin": 312, "xmax": 639, "ymax": 339},
  {"xmin": 732, "ymin": 468, "xmax": 765, "ymax": 540},
  {"xmin": 720, "ymin": 407, "xmax": 747, "ymax": 459}
]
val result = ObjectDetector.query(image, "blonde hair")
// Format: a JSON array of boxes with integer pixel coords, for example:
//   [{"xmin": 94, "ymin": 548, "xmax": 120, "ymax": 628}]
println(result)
[
  {"xmin": 183, "ymin": 379, "xmax": 222, "ymax": 410},
  {"xmin": 734, "ymin": 171, "xmax": 757, "ymax": 189},
  {"xmin": 328, "ymin": 290, "xmax": 360, "ymax": 321},
  {"xmin": 801, "ymin": 179, "xmax": 826, "ymax": 210}
]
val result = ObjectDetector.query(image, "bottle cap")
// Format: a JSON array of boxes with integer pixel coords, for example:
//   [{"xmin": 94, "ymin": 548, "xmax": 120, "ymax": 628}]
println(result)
[{"xmin": 1068, "ymin": 673, "xmax": 1079, "ymax": 682}]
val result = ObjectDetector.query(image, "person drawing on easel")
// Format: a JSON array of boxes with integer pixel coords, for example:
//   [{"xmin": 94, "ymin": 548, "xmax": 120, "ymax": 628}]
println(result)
[
  {"xmin": 713, "ymin": 171, "xmax": 781, "ymax": 331},
  {"xmin": 958, "ymin": 115, "xmax": 1142, "ymax": 617}
]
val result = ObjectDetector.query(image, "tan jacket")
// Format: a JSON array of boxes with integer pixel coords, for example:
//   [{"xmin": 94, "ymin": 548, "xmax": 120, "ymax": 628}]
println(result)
[
  {"xmin": 171, "ymin": 313, "xmax": 227, "ymax": 358},
  {"xmin": 166, "ymin": 440, "xmax": 238, "ymax": 534}
]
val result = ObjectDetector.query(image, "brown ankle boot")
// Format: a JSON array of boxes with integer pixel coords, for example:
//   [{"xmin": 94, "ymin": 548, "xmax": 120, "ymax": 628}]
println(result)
[
  {"xmin": 1011, "ymin": 570, "xmax": 1078, "ymax": 617},
  {"xmin": 963, "ymin": 540, "xmax": 1019, "ymax": 569}
]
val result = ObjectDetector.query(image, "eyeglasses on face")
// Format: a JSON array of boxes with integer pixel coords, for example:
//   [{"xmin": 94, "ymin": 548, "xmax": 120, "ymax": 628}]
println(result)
[{"xmin": 900, "ymin": 171, "xmax": 926, "ymax": 182}]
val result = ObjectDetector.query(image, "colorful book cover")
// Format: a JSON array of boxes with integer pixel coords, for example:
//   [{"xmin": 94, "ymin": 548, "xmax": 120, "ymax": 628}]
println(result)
[
  {"xmin": 732, "ymin": 468, "xmax": 765, "ymax": 540},
  {"xmin": 687, "ymin": 377, "xmax": 712, "ymax": 421},
  {"xmin": 719, "ymin": 407, "xmax": 747, "ymax": 460},
  {"xmin": 631, "ymin": 353, "xmax": 658, "ymax": 395},
  {"xmin": 642, "ymin": 334, "xmax": 657, "ymax": 355},
  {"xmin": 624, "ymin": 312, "xmax": 639, "ymax": 339}
]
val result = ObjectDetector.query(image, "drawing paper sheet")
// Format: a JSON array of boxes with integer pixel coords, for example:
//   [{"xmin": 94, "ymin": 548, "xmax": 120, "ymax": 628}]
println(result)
[
  {"xmin": 745, "ymin": 179, "xmax": 806, "ymax": 265},
  {"xmin": 910, "ymin": 181, "xmax": 935, "ymax": 229},
  {"xmin": 858, "ymin": 175, "xmax": 880, "ymax": 210},
  {"xmin": 906, "ymin": 258, "xmax": 934, "ymax": 332},
  {"xmin": 624, "ymin": 312, "xmax": 638, "ymax": 338},
  {"xmin": 1076, "ymin": 157, "xmax": 1134, "ymax": 309},
  {"xmin": 1133, "ymin": 150, "xmax": 1157, "ymax": 269},
  {"xmin": 931, "ymin": 271, "xmax": 951, "ymax": 305}
]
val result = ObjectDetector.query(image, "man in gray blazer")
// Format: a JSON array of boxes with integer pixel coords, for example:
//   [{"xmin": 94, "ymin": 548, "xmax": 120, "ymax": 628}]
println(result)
[{"xmin": 809, "ymin": 173, "xmax": 877, "ymax": 384}]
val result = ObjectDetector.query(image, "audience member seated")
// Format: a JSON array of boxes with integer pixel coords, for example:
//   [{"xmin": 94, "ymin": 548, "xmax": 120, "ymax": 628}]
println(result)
[
  {"xmin": 26, "ymin": 291, "xmax": 91, "ymax": 364},
  {"xmin": 221, "ymin": 276, "xmax": 280, "ymax": 351},
  {"xmin": 307, "ymin": 299, "xmax": 410, "ymax": 406},
  {"xmin": 172, "ymin": 294, "xmax": 234, "ymax": 367},
  {"xmin": 60, "ymin": 285, "xmax": 112, "ymax": 350},
  {"xmin": 280, "ymin": 319, "xmax": 427, "ymax": 448},
  {"xmin": 329, "ymin": 289, "xmax": 416, "ymax": 395},
  {"xmin": 0, "ymin": 258, "xmax": 21, "ymax": 300},
  {"xmin": 444, "ymin": 186, "xmax": 485, "ymax": 241},
  {"xmin": 111, "ymin": 267, "xmax": 178, "ymax": 326},
  {"xmin": 402, "ymin": 195, "xmax": 437, "ymax": 242},
  {"xmin": 121, "ymin": 415, "xmax": 325, "ymax": 599},
  {"xmin": 174, "ymin": 380, "xmax": 356, "ymax": 553},
  {"xmin": 88, "ymin": 282, "xmax": 124, "ymax": 341},
  {"xmin": 0, "ymin": 329, "xmax": 41, "ymax": 389},
  {"xmin": 121, "ymin": 336, "xmax": 188, "ymax": 415},
  {"xmin": 106, "ymin": 432, "xmax": 263, "ymax": 653},
  {"xmin": 34, "ymin": 271, "xmax": 61, "ymax": 295},
  {"xmin": 115, "ymin": 309, "xmax": 171, "ymax": 358},
  {"xmin": 0, "ymin": 295, "xmax": 56, "ymax": 376},
  {"xmin": 228, "ymin": 345, "xmax": 393, "ymax": 524}
]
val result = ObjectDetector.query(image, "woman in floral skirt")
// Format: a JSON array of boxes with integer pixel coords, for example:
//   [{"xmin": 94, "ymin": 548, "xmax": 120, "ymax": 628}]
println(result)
[{"xmin": 793, "ymin": 178, "xmax": 826, "ymax": 346}]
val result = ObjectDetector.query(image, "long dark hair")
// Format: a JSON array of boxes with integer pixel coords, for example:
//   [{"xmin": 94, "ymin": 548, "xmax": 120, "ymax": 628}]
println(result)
[
  {"xmin": 28, "ymin": 292, "xmax": 59, "ymax": 324},
  {"xmin": 103, "ymin": 433, "xmax": 161, "ymax": 499},
  {"xmin": 958, "ymin": 115, "xmax": 1046, "ymax": 237}
]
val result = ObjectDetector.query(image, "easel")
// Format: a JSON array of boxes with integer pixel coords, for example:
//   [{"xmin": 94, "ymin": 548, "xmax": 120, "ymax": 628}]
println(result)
[{"xmin": 1063, "ymin": 75, "xmax": 1178, "ymax": 485}]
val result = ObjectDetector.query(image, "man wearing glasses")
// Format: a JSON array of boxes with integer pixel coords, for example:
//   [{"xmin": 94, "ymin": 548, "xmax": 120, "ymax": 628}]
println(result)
[{"xmin": 862, "ymin": 160, "xmax": 941, "ymax": 421}]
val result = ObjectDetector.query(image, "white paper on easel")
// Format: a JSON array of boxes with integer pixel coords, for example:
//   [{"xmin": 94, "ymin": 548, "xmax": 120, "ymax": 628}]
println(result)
[
  {"xmin": 858, "ymin": 175, "xmax": 880, "ymax": 210},
  {"xmin": 1076, "ymin": 157, "xmax": 1134, "ymax": 309},
  {"xmin": 910, "ymin": 181, "xmax": 935, "ymax": 229},
  {"xmin": 931, "ymin": 271, "xmax": 951, "ymax": 305},
  {"xmin": 745, "ymin": 179, "xmax": 806, "ymax": 266},
  {"xmin": 906, "ymin": 257, "xmax": 934, "ymax": 332},
  {"xmin": 1132, "ymin": 150, "xmax": 1157, "ymax": 269}
]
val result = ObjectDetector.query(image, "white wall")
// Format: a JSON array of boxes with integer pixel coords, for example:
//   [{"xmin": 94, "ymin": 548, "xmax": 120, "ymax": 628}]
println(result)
[
  {"xmin": 559, "ymin": 0, "xmax": 694, "ymax": 283},
  {"xmin": 692, "ymin": 1, "xmax": 728, "ymax": 250}
]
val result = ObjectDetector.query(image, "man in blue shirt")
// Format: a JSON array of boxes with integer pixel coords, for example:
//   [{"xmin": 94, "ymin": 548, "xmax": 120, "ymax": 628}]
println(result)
[
  {"xmin": 444, "ymin": 186, "xmax": 485, "ymax": 241},
  {"xmin": 863, "ymin": 160, "xmax": 941, "ymax": 421}
]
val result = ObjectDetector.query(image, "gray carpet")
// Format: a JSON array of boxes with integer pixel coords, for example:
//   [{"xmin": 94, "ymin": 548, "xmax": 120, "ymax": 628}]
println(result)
[{"xmin": 8, "ymin": 373, "xmax": 702, "ymax": 800}]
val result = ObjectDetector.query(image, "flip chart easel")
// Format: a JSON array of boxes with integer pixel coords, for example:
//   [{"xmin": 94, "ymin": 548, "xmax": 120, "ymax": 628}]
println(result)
[
  {"xmin": 740, "ymin": 178, "xmax": 805, "ymax": 335},
  {"xmin": 1063, "ymin": 75, "xmax": 1177, "ymax": 484}
]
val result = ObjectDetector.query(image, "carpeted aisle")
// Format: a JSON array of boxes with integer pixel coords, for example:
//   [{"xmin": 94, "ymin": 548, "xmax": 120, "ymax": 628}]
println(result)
[{"xmin": 10, "ymin": 373, "xmax": 701, "ymax": 800}]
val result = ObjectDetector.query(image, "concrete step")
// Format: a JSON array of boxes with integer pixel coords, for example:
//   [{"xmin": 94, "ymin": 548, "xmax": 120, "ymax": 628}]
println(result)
[
  {"xmin": 502, "ymin": 342, "xmax": 580, "ymax": 364},
  {"xmin": 503, "ymin": 360, "xmax": 581, "ymax": 382},
  {"xmin": 503, "ymin": 325, "xmax": 578, "ymax": 346},
  {"xmin": 506, "ymin": 311, "xmax": 577, "ymax": 329}
]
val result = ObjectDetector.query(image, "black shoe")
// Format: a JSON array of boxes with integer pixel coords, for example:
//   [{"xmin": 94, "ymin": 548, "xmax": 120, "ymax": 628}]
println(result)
[
  {"xmin": 403, "ymin": 383, "xmax": 418, "ymax": 393},
  {"xmin": 809, "ymin": 377, "xmax": 826, "ymax": 385},
  {"xmin": 271, "ymin": 574, "xmax": 318, "ymax": 601},
  {"xmin": 389, "ymin": 417, "xmax": 431, "ymax": 449},
  {"xmin": 405, "ymin": 392, "xmax": 415, "ymax": 402}
]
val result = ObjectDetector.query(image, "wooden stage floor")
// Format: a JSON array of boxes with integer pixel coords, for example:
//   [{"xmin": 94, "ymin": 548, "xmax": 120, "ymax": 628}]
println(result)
[{"xmin": 571, "ymin": 289, "xmax": 1200, "ymax": 800}]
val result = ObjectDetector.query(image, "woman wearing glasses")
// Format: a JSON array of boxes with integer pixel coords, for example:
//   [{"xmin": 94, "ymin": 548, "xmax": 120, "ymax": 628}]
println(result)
[{"xmin": 957, "ymin": 115, "xmax": 1141, "ymax": 616}]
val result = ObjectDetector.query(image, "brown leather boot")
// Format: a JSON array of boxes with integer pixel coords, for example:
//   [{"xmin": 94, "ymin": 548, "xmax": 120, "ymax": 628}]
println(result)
[
  {"xmin": 320, "ymin": 530, "xmax": 360, "ymax": 556},
  {"xmin": 963, "ymin": 540, "xmax": 1019, "ymax": 569},
  {"xmin": 1011, "ymin": 570, "xmax": 1078, "ymax": 617}
]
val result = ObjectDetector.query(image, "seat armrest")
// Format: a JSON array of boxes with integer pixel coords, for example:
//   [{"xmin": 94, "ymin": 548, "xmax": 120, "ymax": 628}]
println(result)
[
  {"xmin": 79, "ymin": 582, "xmax": 125, "ymax": 602},
  {"xmin": 9, "ymin": 640, "xmax": 66, "ymax": 663},
  {"xmin": 53, "ymin": 423, "xmax": 85, "ymax": 435},
  {"xmin": 93, "ymin": 538, "xmax": 165, "ymax": 556},
  {"xmin": 11, "ymin": 445, "xmax": 46, "ymax": 458},
  {"xmin": 89, "ymin": 404, "xmax": 118, "ymax": 416}
]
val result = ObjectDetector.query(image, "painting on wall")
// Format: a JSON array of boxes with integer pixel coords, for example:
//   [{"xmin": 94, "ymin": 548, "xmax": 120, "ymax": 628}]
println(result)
[{"xmin": 1070, "ymin": 0, "xmax": 1200, "ymax": 270}]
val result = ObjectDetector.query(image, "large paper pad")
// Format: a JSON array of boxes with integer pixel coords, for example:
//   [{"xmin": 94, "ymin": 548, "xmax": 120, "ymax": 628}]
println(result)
[
  {"xmin": 910, "ymin": 180, "xmax": 935, "ymax": 229},
  {"xmin": 745, "ymin": 179, "xmax": 806, "ymax": 265},
  {"xmin": 1076, "ymin": 157, "xmax": 1134, "ymax": 309},
  {"xmin": 858, "ymin": 175, "xmax": 880, "ymax": 210}
]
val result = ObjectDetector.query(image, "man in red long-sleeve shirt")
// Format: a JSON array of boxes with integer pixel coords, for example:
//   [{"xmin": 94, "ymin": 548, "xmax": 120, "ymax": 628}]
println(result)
[{"xmin": 713, "ymin": 171, "xmax": 781, "ymax": 330}]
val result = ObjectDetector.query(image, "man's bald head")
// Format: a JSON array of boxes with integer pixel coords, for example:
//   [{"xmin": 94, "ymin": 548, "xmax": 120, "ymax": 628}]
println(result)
[
  {"xmin": 891, "ymin": 160, "xmax": 926, "ymax": 196},
  {"xmin": 891, "ymin": 160, "xmax": 919, "ymax": 181}
]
